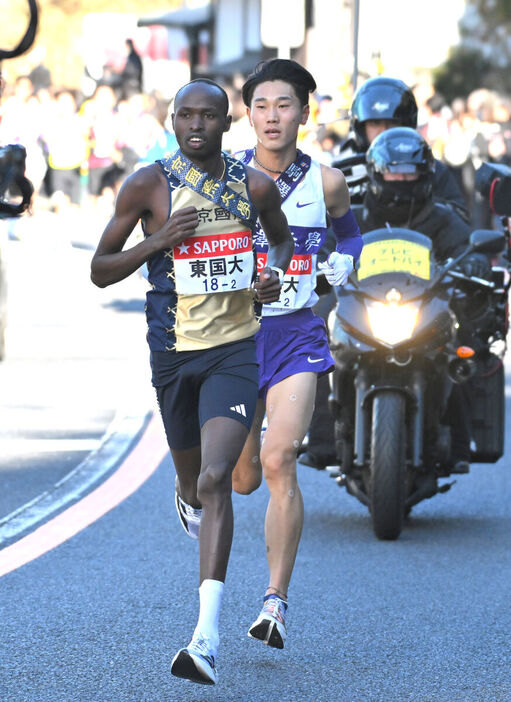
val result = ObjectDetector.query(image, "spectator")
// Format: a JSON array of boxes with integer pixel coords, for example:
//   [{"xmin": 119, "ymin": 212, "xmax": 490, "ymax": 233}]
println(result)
[
  {"xmin": 119, "ymin": 39, "xmax": 143, "ymax": 99},
  {"xmin": 0, "ymin": 75, "xmax": 47, "ymax": 198},
  {"xmin": 42, "ymin": 89, "xmax": 88, "ymax": 209},
  {"xmin": 136, "ymin": 97, "xmax": 178, "ymax": 166},
  {"xmin": 81, "ymin": 85, "xmax": 121, "ymax": 206}
]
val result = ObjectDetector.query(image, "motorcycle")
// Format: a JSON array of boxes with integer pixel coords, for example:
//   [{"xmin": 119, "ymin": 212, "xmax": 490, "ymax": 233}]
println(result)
[{"xmin": 328, "ymin": 225, "xmax": 507, "ymax": 540}]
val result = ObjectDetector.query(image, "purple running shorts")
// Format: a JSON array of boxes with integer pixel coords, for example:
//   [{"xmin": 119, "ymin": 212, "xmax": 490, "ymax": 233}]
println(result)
[{"xmin": 256, "ymin": 308, "xmax": 334, "ymax": 398}]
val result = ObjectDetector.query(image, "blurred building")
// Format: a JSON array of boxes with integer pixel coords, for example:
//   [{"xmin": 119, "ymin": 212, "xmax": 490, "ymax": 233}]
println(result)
[
  {"xmin": 135, "ymin": 0, "xmax": 466, "ymax": 96},
  {"xmin": 1, "ymin": 0, "xmax": 467, "ymax": 98}
]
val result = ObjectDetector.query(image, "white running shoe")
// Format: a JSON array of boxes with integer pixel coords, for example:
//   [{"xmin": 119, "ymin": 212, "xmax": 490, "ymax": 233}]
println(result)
[
  {"xmin": 174, "ymin": 491, "xmax": 202, "ymax": 540},
  {"xmin": 171, "ymin": 634, "xmax": 217, "ymax": 685},
  {"xmin": 248, "ymin": 595, "xmax": 287, "ymax": 649}
]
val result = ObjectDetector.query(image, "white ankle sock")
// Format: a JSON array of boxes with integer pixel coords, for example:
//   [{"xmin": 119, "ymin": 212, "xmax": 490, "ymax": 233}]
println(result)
[{"xmin": 192, "ymin": 579, "xmax": 224, "ymax": 655}]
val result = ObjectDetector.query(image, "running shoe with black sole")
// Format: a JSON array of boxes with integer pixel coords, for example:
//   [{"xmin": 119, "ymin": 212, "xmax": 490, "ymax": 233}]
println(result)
[
  {"xmin": 174, "ymin": 476, "xmax": 202, "ymax": 539},
  {"xmin": 171, "ymin": 636, "xmax": 217, "ymax": 685},
  {"xmin": 248, "ymin": 595, "xmax": 287, "ymax": 649}
]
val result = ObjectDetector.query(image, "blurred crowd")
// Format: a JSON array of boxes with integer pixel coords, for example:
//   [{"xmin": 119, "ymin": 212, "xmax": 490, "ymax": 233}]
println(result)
[
  {"xmin": 0, "ymin": 75, "xmax": 177, "ymax": 218},
  {"xmin": 299, "ymin": 80, "xmax": 511, "ymax": 229},
  {"xmin": 415, "ymin": 84, "xmax": 511, "ymax": 228},
  {"xmin": 0, "ymin": 68, "xmax": 509, "ymax": 230}
]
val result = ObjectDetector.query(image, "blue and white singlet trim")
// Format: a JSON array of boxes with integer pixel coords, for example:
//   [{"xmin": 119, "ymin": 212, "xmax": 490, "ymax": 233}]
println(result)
[{"xmin": 237, "ymin": 150, "xmax": 328, "ymax": 317}]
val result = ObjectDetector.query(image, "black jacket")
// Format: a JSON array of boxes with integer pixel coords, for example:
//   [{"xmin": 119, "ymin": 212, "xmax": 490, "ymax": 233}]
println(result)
[{"xmin": 358, "ymin": 200, "xmax": 471, "ymax": 262}]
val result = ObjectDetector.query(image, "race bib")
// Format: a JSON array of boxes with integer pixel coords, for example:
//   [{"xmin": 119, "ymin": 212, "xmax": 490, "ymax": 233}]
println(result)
[
  {"xmin": 174, "ymin": 230, "xmax": 254, "ymax": 294},
  {"xmin": 257, "ymin": 252, "xmax": 314, "ymax": 309}
]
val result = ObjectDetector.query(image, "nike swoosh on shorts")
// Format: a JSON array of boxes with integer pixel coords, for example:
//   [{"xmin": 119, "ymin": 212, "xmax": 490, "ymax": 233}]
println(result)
[
  {"xmin": 307, "ymin": 356, "xmax": 323, "ymax": 363},
  {"xmin": 296, "ymin": 201, "xmax": 314, "ymax": 208}
]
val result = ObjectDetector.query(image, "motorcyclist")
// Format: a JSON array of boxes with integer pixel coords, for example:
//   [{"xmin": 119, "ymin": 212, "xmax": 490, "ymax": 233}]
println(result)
[
  {"xmin": 352, "ymin": 127, "xmax": 490, "ymax": 473},
  {"xmin": 337, "ymin": 76, "xmax": 469, "ymax": 218},
  {"xmin": 300, "ymin": 77, "xmax": 469, "ymax": 470},
  {"xmin": 360, "ymin": 127, "xmax": 479, "ymax": 258}
]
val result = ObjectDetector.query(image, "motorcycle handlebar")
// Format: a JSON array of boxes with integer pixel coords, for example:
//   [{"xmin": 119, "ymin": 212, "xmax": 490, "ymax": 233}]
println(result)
[{"xmin": 331, "ymin": 153, "xmax": 367, "ymax": 171}]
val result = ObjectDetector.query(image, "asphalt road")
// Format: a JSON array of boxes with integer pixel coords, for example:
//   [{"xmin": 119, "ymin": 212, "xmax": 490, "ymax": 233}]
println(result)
[
  {"xmin": 1, "ymin": 213, "xmax": 510, "ymax": 702},
  {"xmin": 2, "ymin": 432, "xmax": 510, "ymax": 702},
  {"xmin": 0, "ymin": 216, "xmax": 151, "ymax": 522}
]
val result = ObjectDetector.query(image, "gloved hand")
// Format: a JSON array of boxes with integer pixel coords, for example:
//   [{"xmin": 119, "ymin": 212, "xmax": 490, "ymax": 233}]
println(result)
[
  {"xmin": 318, "ymin": 252, "xmax": 354, "ymax": 286},
  {"xmin": 460, "ymin": 254, "xmax": 491, "ymax": 279}
]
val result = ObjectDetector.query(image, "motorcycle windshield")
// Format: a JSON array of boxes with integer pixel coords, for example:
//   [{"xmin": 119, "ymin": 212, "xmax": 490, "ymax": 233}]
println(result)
[{"xmin": 357, "ymin": 228, "xmax": 433, "ymax": 287}]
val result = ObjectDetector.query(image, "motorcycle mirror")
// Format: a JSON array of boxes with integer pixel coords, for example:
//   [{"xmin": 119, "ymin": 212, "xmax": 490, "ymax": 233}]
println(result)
[{"xmin": 469, "ymin": 229, "xmax": 505, "ymax": 254}]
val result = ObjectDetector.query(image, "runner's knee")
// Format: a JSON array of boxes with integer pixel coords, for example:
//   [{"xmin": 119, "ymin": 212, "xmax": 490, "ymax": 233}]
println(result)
[
  {"xmin": 262, "ymin": 445, "xmax": 297, "ymax": 485},
  {"xmin": 197, "ymin": 461, "xmax": 232, "ymax": 502},
  {"xmin": 232, "ymin": 460, "xmax": 262, "ymax": 495}
]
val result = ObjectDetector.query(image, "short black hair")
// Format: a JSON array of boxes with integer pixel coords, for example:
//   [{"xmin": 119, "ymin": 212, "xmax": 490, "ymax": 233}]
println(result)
[
  {"xmin": 174, "ymin": 79, "xmax": 229, "ymax": 115},
  {"xmin": 242, "ymin": 59, "xmax": 317, "ymax": 108}
]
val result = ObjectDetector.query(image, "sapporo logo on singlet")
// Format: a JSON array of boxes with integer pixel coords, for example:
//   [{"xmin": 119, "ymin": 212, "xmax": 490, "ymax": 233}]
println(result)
[
  {"xmin": 257, "ymin": 251, "xmax": 313, "ymax": 308},
  {"xmin": 174, "ymin": 230, "xmax": 253, "ymax": 295}
]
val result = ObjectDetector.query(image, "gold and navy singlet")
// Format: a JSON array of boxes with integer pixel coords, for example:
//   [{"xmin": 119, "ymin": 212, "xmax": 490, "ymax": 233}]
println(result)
[{"xmin": 145, "ymin": 152, "xmax": 260, "ymax": 352}]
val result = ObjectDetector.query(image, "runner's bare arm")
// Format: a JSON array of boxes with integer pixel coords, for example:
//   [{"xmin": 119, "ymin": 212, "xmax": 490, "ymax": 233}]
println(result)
[
  {"xmin": 320, "ymin": 162, "xmax": 362, "ymax": 265},
  {"xmin": 247, "ymin": 167, "xmax": 295, "ymax": 303},
  {"xmin": 321, "ymin": 164, "xmax": 351, "ymax": 218},
  {"xmin": 91, "ymin": 166, "xmax": 199, "ymax": 288}
]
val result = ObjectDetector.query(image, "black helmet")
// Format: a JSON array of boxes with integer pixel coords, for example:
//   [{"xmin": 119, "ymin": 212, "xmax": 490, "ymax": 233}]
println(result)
[
  {"xmin": 365, "ymin": 127, "xmax": 435, "ymax": 221},
  {"xmin": 350, "ymin": 77, "xmax": 418, "ymax": 151}
]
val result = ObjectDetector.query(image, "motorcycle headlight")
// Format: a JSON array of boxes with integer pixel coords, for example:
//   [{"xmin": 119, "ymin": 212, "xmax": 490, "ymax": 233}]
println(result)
[{"xmin": 366, "ymin": 292, "xmax": 420, "ymax": 346}]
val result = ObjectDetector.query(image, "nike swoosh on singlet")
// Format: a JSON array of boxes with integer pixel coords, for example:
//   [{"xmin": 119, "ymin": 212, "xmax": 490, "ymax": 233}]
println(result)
[
  {"xmin": 296, "ymin": 201, "xmax": 314, "ymax": 208},
  {"xmin": 307, "ymin": 356, "xmax": 323, "ymax": 363}
]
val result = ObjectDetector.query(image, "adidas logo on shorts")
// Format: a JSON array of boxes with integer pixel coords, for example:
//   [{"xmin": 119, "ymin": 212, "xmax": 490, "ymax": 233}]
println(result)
[{"xmin": 230, "ymin": 404, "xmax": 247, "ymax": 417}]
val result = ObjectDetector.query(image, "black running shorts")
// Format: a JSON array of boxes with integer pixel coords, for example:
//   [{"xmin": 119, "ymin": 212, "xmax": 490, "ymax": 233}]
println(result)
[{"xmin": 150, "ymin": 337, "xmax": 259, "ymax": 450}]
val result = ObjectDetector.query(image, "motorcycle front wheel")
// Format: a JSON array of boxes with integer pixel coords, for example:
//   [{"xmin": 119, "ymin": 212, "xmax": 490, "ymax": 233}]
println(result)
[{"xmin": 369, "ymin": 391, "xmax": 406, "ymax": 540}]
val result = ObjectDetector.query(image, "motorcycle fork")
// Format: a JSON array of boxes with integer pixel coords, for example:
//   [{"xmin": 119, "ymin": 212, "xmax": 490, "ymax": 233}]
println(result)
[
  {"xmin": 353, "ymin": 368, "xmax": 424, "ymax": 469},
  {"xmin": 410, "ymin": 370, "xmax": 424, "ymax": 469},
  {"xmin": 353, "ymin": 369, "xmax": 368, "ymax": 467}
]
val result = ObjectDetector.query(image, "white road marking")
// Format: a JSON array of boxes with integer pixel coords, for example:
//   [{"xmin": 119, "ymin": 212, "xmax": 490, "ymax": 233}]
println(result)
[
  {"xmin": 0, "ymin": 414, "xmax": 168, "ymax": 577},
  {"xmin": 0, "ymin": 402, "xmax": 154, "ymax": 545},
  {"xmin": 0, "ymin": 439, "xmax": 101, "ymax": 454}
]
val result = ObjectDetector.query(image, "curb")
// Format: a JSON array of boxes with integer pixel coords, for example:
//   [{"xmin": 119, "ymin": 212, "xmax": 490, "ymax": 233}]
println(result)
[{"xmin": 0, "ymin": 404, "xmax": 154, "ymax": 547}]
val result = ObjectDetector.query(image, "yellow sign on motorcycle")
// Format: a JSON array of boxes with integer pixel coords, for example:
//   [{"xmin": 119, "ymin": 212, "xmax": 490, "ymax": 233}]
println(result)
[{"xmin": 358, "ymin": 239, "xmax": 430, "ymax": 281}]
